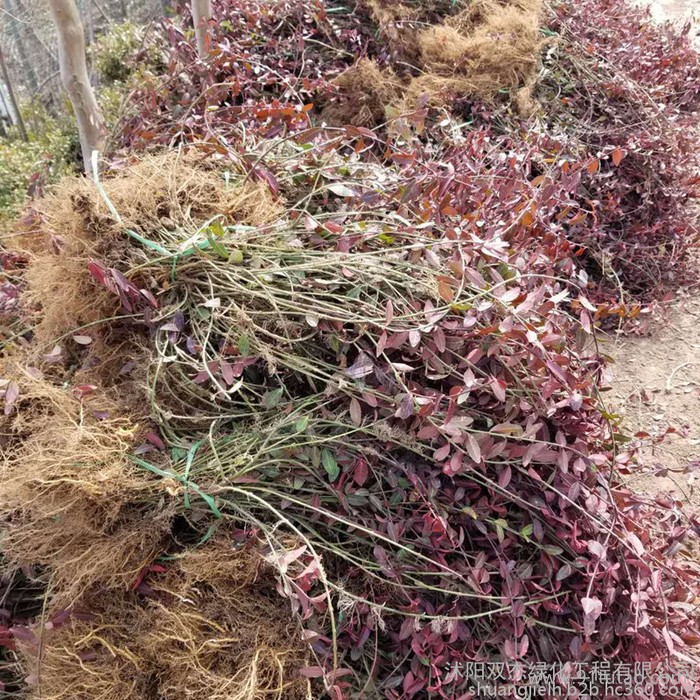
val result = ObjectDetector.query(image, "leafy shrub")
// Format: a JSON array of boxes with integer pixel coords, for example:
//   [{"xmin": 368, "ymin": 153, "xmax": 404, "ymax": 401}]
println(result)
[
  {"xmin": 97, "ymin": 84, "xmax": 130, "ymax": 132},
  {"xmin": 116, "ymin": 0, "xmax": 370, "ymax": 149},
  {"xmin": 91, "ymin": 21, "xmax": 163, "ymax": 84},
  {"xmin": 0, "ymin": 105, "xmax": 75, "ymax": 220}
]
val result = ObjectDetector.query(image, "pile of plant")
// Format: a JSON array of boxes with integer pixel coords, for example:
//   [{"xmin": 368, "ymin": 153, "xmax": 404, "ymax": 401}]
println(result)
[
  {"xmin": 536, "ymin": 0, "xmax": 700, "ymax": 299},
  {"xmin": 2, "ymin": 141, "xmax": 699, "ymax": 698},
  {"xmin": 1, "ymin": 0, "xmax": 699, "ymax": 698},
  {"xmin": 111, "ymin": 0, "xmax": 699, "ymax": 304}
]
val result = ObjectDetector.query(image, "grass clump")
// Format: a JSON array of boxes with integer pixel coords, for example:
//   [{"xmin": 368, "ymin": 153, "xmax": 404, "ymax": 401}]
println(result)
[
  {"xmin": 0, "ymin": 360, "xmax": 176, "ymax": 603},
  {"xmin": 347, "ymin": 0, "xmax": 544, "ymax": 118},
  {"xmin": 405, "ymin": 0, "xmax": 543, "ymax": 108},
  {"xmin": 14, "ymin": 151, "xmax": 281, "ymax": 346},
  {"xmin": 322, "ymin": 59, "xmax": 402, "ymax": 128}
]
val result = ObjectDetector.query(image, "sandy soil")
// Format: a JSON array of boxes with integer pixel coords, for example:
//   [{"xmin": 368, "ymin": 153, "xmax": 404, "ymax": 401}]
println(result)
[
  {"xmin": 607, "ymin": 296, "xmax": 700, "ymax": 509},
  {"xmin": 646, "ymin": 0, "xmax": 697, "ymax": 23}
]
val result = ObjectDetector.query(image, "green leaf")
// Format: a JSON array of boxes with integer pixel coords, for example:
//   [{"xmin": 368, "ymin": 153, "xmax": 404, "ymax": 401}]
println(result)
[
  {"xmin": 542, "ymin": 544, "xmax": 564, "ymax": 556},
  {"xmin": 346, "ymin": 493, "xmax": 369, "ymax": 507},
  {"xmin": 209, "ymin": 221, "xmax": 226, "ymax": 237},
  {"xmin": 228, "ymin": 249, "xmax": 244, "ymax": 264},
  {"xmin": 295, "ymin": 415, "xmax": 309, "ymax": 433},
  {"xmin": 206, "ymin": 230, "xmax": 228, "ymax": 259},
  {"xmin": 601, "ymin": 409, "xmax": 621, "ymax": 422},
  {"xmin": 450, "ymin": 302, "xmax": 473, "ymax": 312},
  {"xmin": 321, "ymin": 448, "xmax": 340, "ymax": 482},
  {"xmin": 130, "ymin": 455, "xmax": 221, "ymax": 518},
  {"xmin": 238, "ymin": 334, "xmax": 250, "ymax": 357},
  {"xmin": 193, "ymin": 524, "xmax": 218, "ymax": 549},
  {"xmin": 264, "ymin": 387, "xmax": 284, "ymax": 408},
  {"xmin": 183, "ymin": 439, "xmax": 204, "ymax": 510},
  {"xmin": 556, "ymin": 564, "xmax": 573, "ymax": 581},
  {"xmin": 171, "ymin": 447, "xmax": 188, "ymax": 461},
  {"xmin": 520, "ymin": 524, "xmax": 534, "ymax": 540},
  {"xmin": 493, "ymin": 518, "xmax": 508, "ymax": 543}
]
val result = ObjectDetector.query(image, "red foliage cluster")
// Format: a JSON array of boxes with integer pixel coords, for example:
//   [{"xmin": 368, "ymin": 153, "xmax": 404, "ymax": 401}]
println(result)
[
  {"xmin": 537, "ymin": 0, "xmax": 700, "ymax": 299},
  {"xmin": 247, "ymin": 143, "xmax": 698, "ymax": 696},
  {"xmin": 14, "ymin": 0, "xmax": 700, "ymax": 697},
  {"xmin": 89, "ymin": 123, "xmax": 700, "ymax": 697},
  {"xmin": 118, "ymin": 0, "xmax": 368, "ymax": 150},
  {"xmin": 116, "ymin": 0, "xmax": 699, "ymax": 302}
]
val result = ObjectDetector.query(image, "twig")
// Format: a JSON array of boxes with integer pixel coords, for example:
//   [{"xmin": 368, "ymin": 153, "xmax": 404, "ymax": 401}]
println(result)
[{"xmin": 666, "ymin": 362, "xmax": 700, "ymax": 391}]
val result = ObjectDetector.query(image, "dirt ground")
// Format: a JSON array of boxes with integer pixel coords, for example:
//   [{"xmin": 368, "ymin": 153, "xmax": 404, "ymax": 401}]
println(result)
[
  {"xmin": 607, "ymin": 295, "xmax": 700, "ymax": 509},
  {"xmin": 609, "ymin": 0, "xmax": 699, "ymax": 516},
  {"xmin": 646, "ymin": 0, "xmax": 697, "ymax": 23}
]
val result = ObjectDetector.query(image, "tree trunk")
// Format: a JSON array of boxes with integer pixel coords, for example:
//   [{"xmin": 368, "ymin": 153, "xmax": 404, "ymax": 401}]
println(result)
[
  {"xmin": 191, "ymin": 0, "xmax": 212, "ymax": 58},
  {"xmin": 83, "ymin": 0, "xmax": 95, "ymax": 46},
  {"xmin": 0, "ymin": 45, "xmax": 27, "ymax": 141},
  {"xmin": 80, "ymin": 0, "xmax": 96, "ymax": 86},
  {"xmin": 48, "ymin": 0, "xmax": 105, "ymax": 176},
  {"xmin": 0, "ymin": 87, "xmax": 9, "ymax": 136}
]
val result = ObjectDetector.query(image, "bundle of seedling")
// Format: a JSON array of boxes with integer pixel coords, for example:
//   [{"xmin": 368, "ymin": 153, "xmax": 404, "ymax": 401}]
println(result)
[{"xmin": 2, "ymin": 143, "xmax": 697, "ymax": 699}]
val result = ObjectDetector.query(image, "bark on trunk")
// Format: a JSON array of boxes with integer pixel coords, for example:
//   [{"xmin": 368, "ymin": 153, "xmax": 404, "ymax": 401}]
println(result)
[
  {"xmin": 191, "ymin": 0, "xmax": 212, "ymax": 58},
  {"xmin": 83, "ymin": 0, "xmax": 95, "ymax": 46},
  {"xmin": 48, "ymin": 0, "xmax": 105, "ymax": 176}
]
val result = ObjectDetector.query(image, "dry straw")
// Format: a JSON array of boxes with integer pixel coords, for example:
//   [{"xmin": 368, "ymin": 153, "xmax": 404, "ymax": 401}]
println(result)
[{"xmin": 0, "ymin": 361, "xmax": 176, "ymax": 604}]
